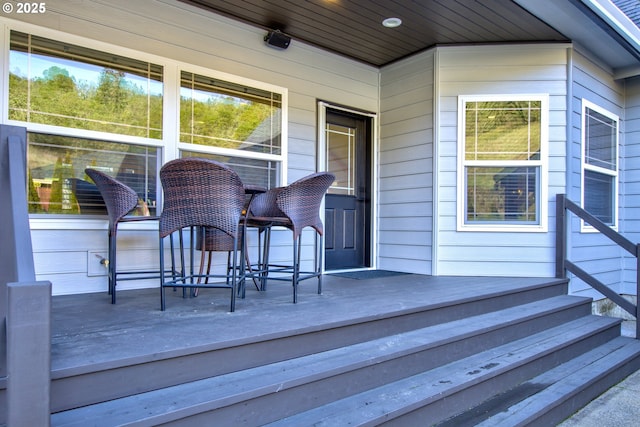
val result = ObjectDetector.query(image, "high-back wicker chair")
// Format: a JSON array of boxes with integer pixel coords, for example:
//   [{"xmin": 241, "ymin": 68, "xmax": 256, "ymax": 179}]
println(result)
[
  {"xmin": 247, "ymin": 172, "xmax": 335, "ymax": 303},
  {"xmin": 85, "ymin": 168, "xmax": 169, "ymax": 304},
  {"xmin": 158, "ymin": 158, "xmax": 246, "ymax": 312}
]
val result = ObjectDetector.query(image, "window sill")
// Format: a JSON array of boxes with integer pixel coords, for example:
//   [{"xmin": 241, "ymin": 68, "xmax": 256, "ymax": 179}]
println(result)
[{"xmin": 457, "ymin": 223, "xmax": 548, "ymax": 233}]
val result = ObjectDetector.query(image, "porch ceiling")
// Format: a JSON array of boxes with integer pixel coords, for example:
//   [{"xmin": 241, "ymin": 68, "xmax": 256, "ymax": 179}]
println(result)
[{"xmin": 177, "ymin": 0, "xmax": 569, "ymax": 67}]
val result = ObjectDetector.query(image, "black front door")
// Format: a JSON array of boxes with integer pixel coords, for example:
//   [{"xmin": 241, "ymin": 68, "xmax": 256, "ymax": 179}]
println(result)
[{"xmin": 324, "ymin": 108, "xmax": 372, "ymax": 270}]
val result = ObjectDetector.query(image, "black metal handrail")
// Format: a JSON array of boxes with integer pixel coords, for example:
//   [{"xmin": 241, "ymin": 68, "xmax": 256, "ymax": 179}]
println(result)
[{"xmin": 556, "ymin": 193, "xmax": 639, "ymax": 339}]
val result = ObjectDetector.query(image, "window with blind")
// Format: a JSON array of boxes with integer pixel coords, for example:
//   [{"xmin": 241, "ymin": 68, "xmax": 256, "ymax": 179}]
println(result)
[
  {"xmin": 7, "ymin": 29, "xmax": 286, "ymax": 216},
  {"xmin": 178, "ymin": 71, "xmax": 283, "ymax": 189},
  {"xmin": 9, "ymin": 30, "xmax": 163, "ymax": 215},
  {"xmin": 9, "ymin": 31, "xmax": 163, "ymax": 138},
  {"xmin": 582, "ymin": 100, "xmax": 618, "ymax": 228},
  {"xmin": 458, "ymin": 95, "xmax": 548, "ymax": 231}
]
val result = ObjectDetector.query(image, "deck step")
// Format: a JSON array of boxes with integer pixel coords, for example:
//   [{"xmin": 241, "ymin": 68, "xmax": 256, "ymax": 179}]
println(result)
[
  {"xmin": 263, "ymin": 316, "xmax": 624, "ymax": 427},
  {"xmin": 51, "ymin": 295, "xmax": 609, "ymax": 426},
  {"xmin": 48, "ymin": 277, "xmax": 569, "ymax": 414},
  {"xmin": 470, "ymin": 336, "xmax": 640, "ymax": 426}
]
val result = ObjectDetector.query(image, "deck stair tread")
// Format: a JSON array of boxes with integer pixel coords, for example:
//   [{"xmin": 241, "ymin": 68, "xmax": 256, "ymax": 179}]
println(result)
[
  {"xmin": 51, "ymin": 295, "xmax": 607, "ymax": 426},
  {"xmin": 263, "ymin": 316, "xmax": 624, "ymax": 427},
  {"xmin": 471, "ymin": 336, "xmax": 640, "ymax": 426}
]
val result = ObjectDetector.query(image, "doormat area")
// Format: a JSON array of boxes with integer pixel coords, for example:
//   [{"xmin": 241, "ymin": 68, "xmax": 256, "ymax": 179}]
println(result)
[{"xmin": 329, "ymin": 270, "xmax": 410, "ymax": 280}]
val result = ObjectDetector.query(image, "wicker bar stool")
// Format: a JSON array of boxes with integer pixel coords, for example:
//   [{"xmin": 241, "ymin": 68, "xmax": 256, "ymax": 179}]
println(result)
[
  {"xmin": 85, "ymin": 168, "xmax": 176, "ymax": 304},
  {"xmin": 247, "ymin": 172, "xmax": 335, "ymax": 303},
  {"xmin": 158, "ymin": 158, "xmax": 246, "ymax": 312}
]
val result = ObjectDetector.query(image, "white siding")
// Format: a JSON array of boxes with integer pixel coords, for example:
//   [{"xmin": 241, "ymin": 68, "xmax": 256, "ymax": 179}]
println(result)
[
  {"xmin": 2, "ymin": 0, "xmax": 379, "ymax": 295},
  {"xmin": 379, "ymin": 52, "xmax": 435, "ymax": 274},
  {"xmin": 568, "ymin": 47, "xmax": 627, "ymax": 298},
  {"xmin": 436, "ymin": 44, "xmax": 570, "ymax": 277}
]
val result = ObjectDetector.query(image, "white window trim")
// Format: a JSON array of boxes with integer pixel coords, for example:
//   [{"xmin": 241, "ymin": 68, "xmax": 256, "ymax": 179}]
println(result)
[
  {"xmin": 1, "ymin": 19, "xmax": 288, "ymax": 228},
  {"xmin": 580, "ymin": 99, "xmax": 619, "ymax": 233},
  {"xmin": 456, "ymin": 94, "xmax": 549, "ymax": 233}
]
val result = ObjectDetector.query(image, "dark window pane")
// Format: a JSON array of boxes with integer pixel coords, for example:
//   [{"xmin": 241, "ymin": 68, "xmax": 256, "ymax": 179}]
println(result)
[
  {"xmin": 585, "ymin": 107, "xmax": 616, "ymax": 171},
  {"xmin": 28, "ymin": 133, "xmax": 159, "ymax": 215},
  {"xmin": 466, "ymin": 166, "xmax": 538, "ymax": 223},
  {"xmin": 584, "ymin": 169, "xmax": 614, "ymax": 225}
]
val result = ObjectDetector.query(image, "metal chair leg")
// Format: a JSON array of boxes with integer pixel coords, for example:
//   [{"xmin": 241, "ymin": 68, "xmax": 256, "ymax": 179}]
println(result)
[
  {"xmin": 109, "ymin": 227, "xmax": 117, "ymax": 304},
  {"xmin": 316, "ymin": 232, "xmax": 323, "ymax": 295},
  {"xmin": 160, "ymin": 234, "xmax": 166, "ymax": 311},
  {"xmin": 292, "ymin": 234, "xmax": 303, "ymax": 304}
]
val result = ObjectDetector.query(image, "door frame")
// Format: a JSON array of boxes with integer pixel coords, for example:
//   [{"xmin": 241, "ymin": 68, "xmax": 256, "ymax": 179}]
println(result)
[{"xmin": 317, "ymin": 101, "xmax": 378, "ymax": 272}]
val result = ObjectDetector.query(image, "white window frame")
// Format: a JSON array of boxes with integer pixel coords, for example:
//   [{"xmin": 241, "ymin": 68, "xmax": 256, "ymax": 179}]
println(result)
[
  {"xmin": 457, "ymin": 94, "xmax": 549, "ymax": 232},
  {"xmin": 580, "ymin": 99, "xmax": 619, "ymax": 232},
  {"xmin": 1, "ymin": 20, "xmax": 288, "ymax": 229}
]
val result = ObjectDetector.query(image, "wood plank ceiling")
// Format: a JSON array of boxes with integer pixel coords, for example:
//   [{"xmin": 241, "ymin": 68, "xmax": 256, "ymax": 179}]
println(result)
[{"xmin": 179, "ymin": 0, "xmax": 568, "ymax": 67}]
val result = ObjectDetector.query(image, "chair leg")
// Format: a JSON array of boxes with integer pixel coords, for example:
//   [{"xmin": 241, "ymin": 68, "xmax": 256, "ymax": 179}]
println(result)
[
  {"xmin": 161, "ymin": 231, "xmax": 184, "ymax": 310},
  {"xmin": 230, "ymin": 235, "xmax": 238, "ymax": 313},
  {"xmin": 292, "ymin": 234, "xmax": 302, "ymax": 304},
  {"xmin": 261, "ymin": 227, "xmax": 272, "ymax": 291},
  {"xmin": 188, "ymin": 227, "xmax": 196, "ymax": 298},
  {"xmin": 192, "ymin": 241, "xmax": 209, "ymax": 298},
  {"xmin": 243, "ymin": 228, "xmax": 260, "ymax": 291},
  {"xmin": 109, "ymin": 227, "xmax": 117, "ymax": 305},
  {"xmin": 316, "ymin": 232, "xmax": 323, "ymax": 295},
  {"xmin": 179, "ymin": 229, "xmax": 187, "ymax": 298},
  {"xmin": 207, "ymin": 252, "xmax": 214, "ymax": 283},
  {"xmin": 168, "ymin": 233, "xmax": 176, "ymax": 279},
  {"xmin": 238, "ymin": 228, "xmax": 247, "ymax": 299},
  {"xmin": 160, "ymin": 234, "xmax": 166, "ymax": 311}
]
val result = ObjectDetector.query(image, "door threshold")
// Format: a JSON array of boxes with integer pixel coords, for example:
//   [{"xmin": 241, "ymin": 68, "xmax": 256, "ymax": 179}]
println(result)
[{"xmin": 325, "ymin": 267, "xmax": 374, "ymax": 274}]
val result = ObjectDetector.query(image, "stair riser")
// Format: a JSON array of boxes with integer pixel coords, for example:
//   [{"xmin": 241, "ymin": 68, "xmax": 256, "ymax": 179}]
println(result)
[{"xmin": 51, "ymin": 283, "xmax": 570, "ymax": 412}]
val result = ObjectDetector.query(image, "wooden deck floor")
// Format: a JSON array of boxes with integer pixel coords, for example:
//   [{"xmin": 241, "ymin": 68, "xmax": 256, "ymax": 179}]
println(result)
[{"xmin": 51, "ymin": 274, "xmax": 561, "ymax": 375}]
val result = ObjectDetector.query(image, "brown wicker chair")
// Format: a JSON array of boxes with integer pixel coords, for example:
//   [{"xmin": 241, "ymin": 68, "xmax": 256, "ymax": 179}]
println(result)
[
  {"xmin": 158, "ymin": 158, "xmax": 246, "ymax": 312},
  {"xmin": 85, "ymin": 168, "xmax": 174, "ymax": 304},
  {"xmin": 247, "ymin": 172, "xmax": 335, "ymax": 303}
]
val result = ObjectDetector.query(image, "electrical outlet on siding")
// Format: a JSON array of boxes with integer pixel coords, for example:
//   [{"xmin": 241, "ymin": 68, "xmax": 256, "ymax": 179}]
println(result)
[{"xmin": 88, "ymin": 250, "xmax": 109, "ymax": 276}]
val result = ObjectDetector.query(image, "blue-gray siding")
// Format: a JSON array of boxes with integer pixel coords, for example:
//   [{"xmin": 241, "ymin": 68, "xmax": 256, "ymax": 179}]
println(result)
[{"xmin": 569, "ymin": 46, "xmax": 627, "ymax": 298}]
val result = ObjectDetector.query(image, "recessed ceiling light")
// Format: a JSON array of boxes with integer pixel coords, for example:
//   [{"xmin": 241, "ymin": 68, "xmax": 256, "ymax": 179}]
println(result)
[{"xmin": 382, "ymin": 17, "xmax": 402, "ymax": 28}]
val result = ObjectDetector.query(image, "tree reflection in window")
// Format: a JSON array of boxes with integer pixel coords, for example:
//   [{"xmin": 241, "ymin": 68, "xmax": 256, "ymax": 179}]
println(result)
[
  {"xmin": 180, "ymin": 71, "xmax": 281, "ymax": 154},
  {"xmin": 9, "ymin": 31, "xmax": 163, "ymax": 138}
]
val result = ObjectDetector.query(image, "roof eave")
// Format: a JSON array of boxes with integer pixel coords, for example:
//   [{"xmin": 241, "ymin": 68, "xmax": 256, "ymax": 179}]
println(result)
[{"xmin": 515, "ymin": 0, "xmax": 640, "ymax": 79}]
